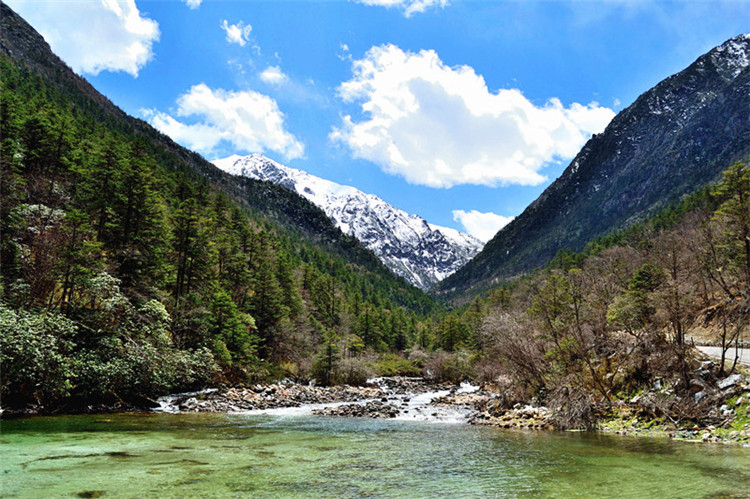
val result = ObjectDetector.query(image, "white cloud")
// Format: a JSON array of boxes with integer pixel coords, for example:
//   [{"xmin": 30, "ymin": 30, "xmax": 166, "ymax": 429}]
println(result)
[
  {"xmin": 181, "ymin": 0, "xmax": 202, "ymax": 9},
  {"xmin": 6, "ymin": 0, "xmax": 159, "ymax": 77},
  {"xmin": 259, "ymin": 66, "xmax": 289, "ymax": 86},
  {"xmin": 353, "ymin": 0, "xmax": 449, "ymax": 18},
  {"xmin": 221, "ymin": 20, "xmax": 252, "ymax": 47},
  {"xmin": 331, "ymin": 44, "xmax": 615, "ymax": 188},
  {"xmin": 338, "ymin": 43, "xmax": 353, "ymax": 62},
  {"xmin": 143, "ymin": 83, "xmax": 304, "ymax": 160},
  {"xmin": 452, "ymin": 210, "xmax": 514, "ymax": 243}
]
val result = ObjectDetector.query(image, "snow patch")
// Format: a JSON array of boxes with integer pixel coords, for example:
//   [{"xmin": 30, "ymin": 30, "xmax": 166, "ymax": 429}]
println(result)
[{"xmin": 711, "ymin": 34, "xmax": 750, "ymax": 79}]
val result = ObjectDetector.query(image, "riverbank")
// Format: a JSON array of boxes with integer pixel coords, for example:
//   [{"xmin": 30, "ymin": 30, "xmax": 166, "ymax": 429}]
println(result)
[
  {"xmin": 148, "ymin": 373, "xmax": 750, "ymax": 447},
  {"xmin": 470, "ymin": 366, "xmax": 750, "ymax": 447},
  {"xmin": 5, "ymin": 372, "xmax": 749, "ymax": 447}
]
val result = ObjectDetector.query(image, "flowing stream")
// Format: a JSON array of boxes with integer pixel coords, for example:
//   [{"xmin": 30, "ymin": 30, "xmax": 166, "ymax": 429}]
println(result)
[{"xmin": 3, "ymin": 385, "xmax": 750, "ymax": 498}]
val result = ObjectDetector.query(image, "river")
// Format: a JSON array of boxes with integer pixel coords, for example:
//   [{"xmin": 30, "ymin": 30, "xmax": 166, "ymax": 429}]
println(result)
[{"xmin": 3, "ymin": 410, "xmax": 750, "ymax": 498}]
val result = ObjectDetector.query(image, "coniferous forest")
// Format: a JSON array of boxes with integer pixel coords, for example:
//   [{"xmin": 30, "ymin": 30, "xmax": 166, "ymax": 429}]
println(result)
[{"xmin": 0, "ymin": 55, "xmax": 441, "ymax": 410}]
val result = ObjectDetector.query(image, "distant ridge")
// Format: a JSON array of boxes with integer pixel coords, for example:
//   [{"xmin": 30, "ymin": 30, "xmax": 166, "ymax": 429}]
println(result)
[{"xmin": 437, "ymin": 34, "xmax": 750, "ymax": 300}]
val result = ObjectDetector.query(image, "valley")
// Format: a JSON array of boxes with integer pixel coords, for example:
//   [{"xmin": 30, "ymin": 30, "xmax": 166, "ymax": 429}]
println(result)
[{"xmin": 1, "ymin": 1, "xmax": 750, "ymax": 496}]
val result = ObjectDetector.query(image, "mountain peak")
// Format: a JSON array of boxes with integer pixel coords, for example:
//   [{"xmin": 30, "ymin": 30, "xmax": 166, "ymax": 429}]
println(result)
[
  {"xmin": 708, "ymin": 33, "xmax": 750, "ymax": 80},
  {"xmin": 214, "ymin": 154, "xmax": 483, "ymax": 289}
]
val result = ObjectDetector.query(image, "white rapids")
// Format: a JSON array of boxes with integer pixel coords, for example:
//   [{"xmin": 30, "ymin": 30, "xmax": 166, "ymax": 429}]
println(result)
[{"xmin": 154, "ymin": 379, "xmax": 482, "ymax": 423}]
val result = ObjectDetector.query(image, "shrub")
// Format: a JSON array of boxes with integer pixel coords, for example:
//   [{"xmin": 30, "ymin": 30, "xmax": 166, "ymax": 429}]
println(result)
[
  {"xmin": 338, "ymin": 356, "xmax": 376, "ymax": 386},
  {"xmin": 0, "ymin": 305, "xmax": 77, "ymax": 406},
  {"xmin": 425, "ymin": 351, "xmax": 474, "ymax": 383},
  {"xmin": 374, "ymin": 353, "xmax": 420, "ymax": 377}
]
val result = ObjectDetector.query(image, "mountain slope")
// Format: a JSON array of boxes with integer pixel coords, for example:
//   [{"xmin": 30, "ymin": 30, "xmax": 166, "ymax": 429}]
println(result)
[
  {"xmin": 214, "ymin": 154, "xmax": 483, "ymax": 290},
  {"xmin": 437, "ymin": 34, "xmax": 750, "ymax": 300},
  {"xmin": 0, "ymin": 1, "xmax": 434, "ymax": 314}
]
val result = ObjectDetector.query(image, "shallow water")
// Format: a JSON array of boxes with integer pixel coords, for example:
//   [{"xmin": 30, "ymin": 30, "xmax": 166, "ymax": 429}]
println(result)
[{"xmin": 2, "ymin": 412, "xmax": 750, "ymax": 498}]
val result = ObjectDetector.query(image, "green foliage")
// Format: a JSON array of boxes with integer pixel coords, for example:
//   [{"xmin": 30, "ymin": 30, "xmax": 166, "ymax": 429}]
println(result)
[
  {"xmin": 209, "ymin": 288, "xmax": 257, "ymax": 364},
  {"xmin": 607, "ymin": 263, "xmax": 665, "ymax": 333},
  {"xmin": 373, "ymin": 353, "xmax": 420, "ymax": 377},
  {"xmin": 712, "ymin": 161, "xmax": 750, "ymax": 294},
  {"xmin": 72, "ymin": 341, "xmax": 217, "ymax": 401},
  {"xmin": 628, "ymin": 263, "xmax": 664, "ymax": 293},
  {"xmin": 312, "ymin": 329, "xmax": 341, "ymax": 386},
  {"xmin": 435, "ymin": 313, "xmax": 471, "ymax": 352},
  {"xmin": 0, "ymin": 305, "xmax": 76, "ymax": 405},
  {"xmin": 0, "ymin": 304, "xmax": 217, "ymax": 407}
]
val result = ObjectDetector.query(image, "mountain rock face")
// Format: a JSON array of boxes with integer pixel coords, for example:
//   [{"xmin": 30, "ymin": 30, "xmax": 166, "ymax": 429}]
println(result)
[
  {"xmin": 214, "ymin": 154, "xmax": 483, "ymax": 289},
  {"xmin": 437, "ymin": 34, "xmax": 750, "ymax": 300}
]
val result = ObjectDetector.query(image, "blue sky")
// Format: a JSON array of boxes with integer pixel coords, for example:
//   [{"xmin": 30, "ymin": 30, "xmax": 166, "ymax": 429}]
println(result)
[{"xmin": 7, "ymin": 0, "xmax": 750, "ymax": 242}]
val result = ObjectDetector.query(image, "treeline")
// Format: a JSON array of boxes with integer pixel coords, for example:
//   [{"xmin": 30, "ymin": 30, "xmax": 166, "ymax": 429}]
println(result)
[
  {"xmin": 423, "ymin": 161, "xmax": 750, "ymax": 427},
  {"xmin": 0, "ymin": 58, "xmax": 438, "ymax": 410}
]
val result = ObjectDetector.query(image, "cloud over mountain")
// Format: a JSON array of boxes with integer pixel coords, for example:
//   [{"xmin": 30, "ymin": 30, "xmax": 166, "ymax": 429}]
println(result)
[
  {"xmin": 452, "ymin": 210, "xmax": 514, "ymax": 243},
  {"xmin": 331, "ymin": 44, "xmax": 614, "ymax": 189},
  {"xmin": 144, "ymin": 83, "xmax": 304, "ymax": 160},
  {"xmin": 6, "ymin": 0, "xmax": 159, "ymax": 77}
]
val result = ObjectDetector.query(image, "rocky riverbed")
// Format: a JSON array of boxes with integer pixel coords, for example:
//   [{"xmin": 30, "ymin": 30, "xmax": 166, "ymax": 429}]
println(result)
[
  {"xmin": 157, "ymin": 377, "xmax": 492, "ymax": 422},
  {"xmin": 154, "ymin": 372, "xmax": 750, "ymax": 446},
  {"xmin": 157, "ymin": 382, "xmax": 388, "ymax": 413}
]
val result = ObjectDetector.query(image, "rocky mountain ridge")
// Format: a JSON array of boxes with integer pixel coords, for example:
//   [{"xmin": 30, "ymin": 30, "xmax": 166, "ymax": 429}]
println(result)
[
  {"xmin": 436, "ymin": 33, "xmax": 750, "ymax": 300},
  {"xmin": 214, "ymin": 154, "xmax": 483, "ymax": 290}
]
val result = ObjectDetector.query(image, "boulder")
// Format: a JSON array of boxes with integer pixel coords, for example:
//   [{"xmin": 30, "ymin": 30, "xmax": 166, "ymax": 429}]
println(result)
[{"xmin": 717, "ymin": 374, "xmax": 745, "ymax": 391}]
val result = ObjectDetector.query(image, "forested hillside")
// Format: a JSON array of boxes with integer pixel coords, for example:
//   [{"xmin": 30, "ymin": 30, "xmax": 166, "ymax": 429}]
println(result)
[
  {"xmin": 2, "ymin": 2, "xmax": 748, "ymax": 430},
  {"xmin": 0, "ymin": 3, "xmax": 437, "ymax": 411}
]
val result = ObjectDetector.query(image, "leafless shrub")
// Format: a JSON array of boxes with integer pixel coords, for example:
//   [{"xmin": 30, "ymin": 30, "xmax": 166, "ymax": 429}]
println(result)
[
  {"xmin": 480, "ymin": 311, "xmax": 548, "ymax": 393},
  {"xmin": 548, "ymin": 382, "xmax": 598, "ymax": 430},
  {"xmin": 406, "ymin": 346, "xmax": 429, "ymax": 367},
  {"xmin": 338, "ymin": 356, "xmax": 376, "ymax": 386},
  {"xmin": 425, "ymin": 350, "xmax": 474, "ymax": 383},
  {"xmin": 472, "ymin": 357, "xmax": 505, "ymax": 385}
]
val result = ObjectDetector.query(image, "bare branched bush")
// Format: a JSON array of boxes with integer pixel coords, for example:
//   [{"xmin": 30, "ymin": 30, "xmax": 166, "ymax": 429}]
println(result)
[
  {"xmin": 548, "ymin": 382, "xmax": 598, "ymax": 430},
  {"xmin": 480, "ymin": 311, "xmax": 548, "ymax": 395},
  {"xmin": 425, "ymin": 350, "xmax": 474, "ymax": 383},
  {"xmin": 338, "ymin": 355, "xmax": 376, "ymax": 386}
]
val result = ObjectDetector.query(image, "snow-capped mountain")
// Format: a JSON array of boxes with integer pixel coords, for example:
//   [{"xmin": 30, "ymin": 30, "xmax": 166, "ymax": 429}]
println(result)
[{"xmin": 213, "ymin": 154, "xmax": 483, "ymax": 289}]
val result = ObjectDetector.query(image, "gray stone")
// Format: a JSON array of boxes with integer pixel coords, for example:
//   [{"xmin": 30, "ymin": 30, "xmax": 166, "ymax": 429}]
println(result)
[
  {"xmin": 717, "ymin": 374, "xmax": 744, "ymax": 390},
  {"xmin": 700, "ymin": 360, "xmax": 715, "ymax": 371}
]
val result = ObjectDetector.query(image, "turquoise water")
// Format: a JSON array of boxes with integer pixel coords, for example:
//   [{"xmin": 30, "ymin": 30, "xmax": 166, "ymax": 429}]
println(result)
[{"xmin": 2, "ymin": 413, "xmax": 750, "ymax": 498}]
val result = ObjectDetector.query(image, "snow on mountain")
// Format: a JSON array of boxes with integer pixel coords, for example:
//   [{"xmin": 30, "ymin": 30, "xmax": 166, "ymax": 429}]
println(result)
[
  {"xmin": 709, "ymin": 33, "xmax": 750, "ymax": 79},
  {"xmin": 213, "ymin": 154, "xmax": 484, "ymax": 289}
]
